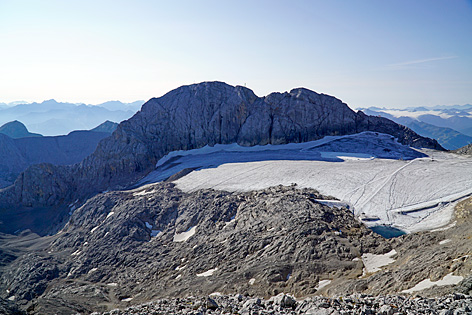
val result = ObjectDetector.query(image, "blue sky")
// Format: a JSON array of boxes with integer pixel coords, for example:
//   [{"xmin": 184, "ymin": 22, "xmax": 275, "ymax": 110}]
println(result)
[{"xmin": 0, "ymin": 0, "xmax": 471, "ymax": 108}]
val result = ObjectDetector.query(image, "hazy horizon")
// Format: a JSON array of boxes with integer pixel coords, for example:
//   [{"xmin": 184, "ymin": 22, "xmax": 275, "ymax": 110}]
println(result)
[{"xmin": 1, "ymin": 0, "xmax": 471, "ymax": 108}]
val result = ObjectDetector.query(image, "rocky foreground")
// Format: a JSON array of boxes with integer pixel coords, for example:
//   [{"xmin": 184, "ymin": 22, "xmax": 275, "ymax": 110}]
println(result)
[
  {"xmin": 92, "ymin": 293, "xmax": 472, "ymax": 315},
  {"xmin": 1, "ymin": 184, "xmax": 472, "ymax": 314}
]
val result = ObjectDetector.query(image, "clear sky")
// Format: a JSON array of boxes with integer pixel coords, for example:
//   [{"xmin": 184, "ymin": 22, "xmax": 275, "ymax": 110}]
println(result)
[{"xmin": 0, "ymin": 0, "xmax": 471, "ymax": 108}]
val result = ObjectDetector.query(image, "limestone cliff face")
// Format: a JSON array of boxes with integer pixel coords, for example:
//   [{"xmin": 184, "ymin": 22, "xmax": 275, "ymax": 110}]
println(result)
[{"xmin": 0, "ymin": 82, "xmax": 443, "ymax": 210}]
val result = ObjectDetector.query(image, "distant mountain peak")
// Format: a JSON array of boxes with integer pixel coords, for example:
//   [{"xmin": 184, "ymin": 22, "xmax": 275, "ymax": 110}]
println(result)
[
  {"xmin": 90, "ymin": 120, "xmax": 118, "ymax": 134},
  {"xmin": 0, "ymin": 120, "xmax": 42, "ymax": 139}
]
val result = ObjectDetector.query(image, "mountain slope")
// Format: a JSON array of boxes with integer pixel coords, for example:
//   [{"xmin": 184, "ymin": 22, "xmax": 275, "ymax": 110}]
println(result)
[
  {"xmin": 0, "ymin": 131, "xmax": 111, "ymax": 190},
  {"xmin": 90, "ymin": 120, "xmax": 118, "ymax": 133},
  {"xmin": 0, "ymin": 121, "xmax": 42, "ymax": 139}
]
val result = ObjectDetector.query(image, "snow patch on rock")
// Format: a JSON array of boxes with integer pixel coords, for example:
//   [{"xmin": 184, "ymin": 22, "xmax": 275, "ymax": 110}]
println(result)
[
  {"xmin": 196, "ymin": 267, "xmax": 218, "ymax": 277},
  {"xmin": 402, "ymin": 273, "xmax": 464, "ymax": 294},
  {"xmin": 173, "ymin": 226, "xmax": 196, "ymax": 242},
  {"xmin": 362, "ymin": 249, "xmax": 397, "ymax": 274}
]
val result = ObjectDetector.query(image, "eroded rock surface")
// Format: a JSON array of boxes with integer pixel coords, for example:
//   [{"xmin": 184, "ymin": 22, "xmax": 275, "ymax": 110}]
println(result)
[{"xmin": 1, "ymin": 185, "xmax": 471, "ymax": 314}]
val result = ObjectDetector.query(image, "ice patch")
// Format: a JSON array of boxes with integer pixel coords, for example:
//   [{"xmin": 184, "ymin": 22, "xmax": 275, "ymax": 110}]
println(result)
[
  {"xmin": 362, "ymin": 249, "xmax": 397, "ymax": 274},
  {"xmin": 209, "ymin": 292, "xmax": 222, "ymax": 296},
  {"xmin": 145, "ymin": 222, "xmax": 152, "ymax": 229},
  {"xmin": 315, "ymin": 279, "xmax": 332, "ymax": 291},
  {"xmin": 402, "ymin": 273, "xmax": 464, "ymax": 293},
  {"xmin": 431, "ymin": 221, "xmax": 457, "ymax": 232},
  {"xmin": 90, "ymin": 226, "xmax": 99, "ymax": 233},
  {"xmin": 106, "ymin": 212, "xmax": 115, "ymax": 219},
  {"xmin": 173, "ymin": 226, "xmax": 197, "ymax": 242},
  {"xmin": 175, "ymin": 274, "xmax": 182, "ymax": 280},
  {"xmin": 88, "ymin": 268, "xmax": 98, "ymax": 274},
  {"xmin": 133, "ymin": 189, "xmax": 155, "ymax": 197},
  {"xmin": 439, "ymin": 239, "xmax": 451, "ymax": 245},
  {"xmin": 121, "ymin": 297, "xmax": 133, "ymax": 302},
  {"xmin": 107, "ymin": 283, "xmax": 118, "ymax": 287},
  {"xmin": 249, "ymin": 278, "xmax": 256, "ymax": 285},
  {"xmin": 224, "ymin": 216, "xmax": 236, "ymax": 229},
  {"xmin": 320, "ymin": 152, "xmax": 374, "ymax": 161},
  {"xmin": 151, "ymin": 230, "xmax": 161, "ymax": 237},
  {"xmin": 197, "ymin": 267, "xmax": 218, "ymax": 277},
  {"xmin": 8, "ymin": 296, "xmax": 15, "ymax": 301},
  {"xmin": 175, "ymin": 265, "xmax": 186, "ymax": 271},
  {"xmin": 453, "ymin": 255, "xmax": 470, "ymax": 262},
  {"xmin": 71, "ymin": 250, "xmax": 81, "ymax": 256}
]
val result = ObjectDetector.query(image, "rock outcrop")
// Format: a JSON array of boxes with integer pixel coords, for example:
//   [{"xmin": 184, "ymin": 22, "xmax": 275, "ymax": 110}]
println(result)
[
  {"xmin": 0, "ymin": 82, "xmax": 443, "ymax": 221},
  {"xmin": 454, "ymin": 143, "xmax": 472, "ymax": 155}
]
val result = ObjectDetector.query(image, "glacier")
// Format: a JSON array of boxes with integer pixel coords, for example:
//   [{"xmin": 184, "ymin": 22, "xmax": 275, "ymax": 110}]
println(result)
[{"xmin": 137, "ymin": 132, "xmax": 472, "ymax": 233}]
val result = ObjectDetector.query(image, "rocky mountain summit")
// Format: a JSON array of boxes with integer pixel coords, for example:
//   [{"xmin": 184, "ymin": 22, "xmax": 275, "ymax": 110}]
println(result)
[
  {"xmin": 0, "ymin": 82, "xmax": 443, "ymax": 235},
  {"xmin": 1, "ymin": 184, "xmax": 471, "ymax": 314}
]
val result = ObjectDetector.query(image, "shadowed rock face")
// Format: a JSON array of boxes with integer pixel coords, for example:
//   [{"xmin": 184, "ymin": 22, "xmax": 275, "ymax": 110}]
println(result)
[{"xmin": 0, "ymin": 82, "xmax": 443, "ymax": 227}]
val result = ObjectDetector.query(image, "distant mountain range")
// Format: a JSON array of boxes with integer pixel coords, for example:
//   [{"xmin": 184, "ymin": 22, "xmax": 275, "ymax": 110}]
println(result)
[
  {"xmin": 0, "ymin": 121, "xmax": 117, "ymax": 188},
  {"xmin": 0, "ymin": 99, "xmax": 143, "ymax": 136},
  {"xmin": 359, "ymin": 105, "xmax": 472, "ymax": 150}
]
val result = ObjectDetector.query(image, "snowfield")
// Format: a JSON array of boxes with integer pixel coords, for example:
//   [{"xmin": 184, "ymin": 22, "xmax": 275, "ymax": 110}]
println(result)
[{"xmin": 138, "ymin": 132, "xmax": 472, "ymax": 233}]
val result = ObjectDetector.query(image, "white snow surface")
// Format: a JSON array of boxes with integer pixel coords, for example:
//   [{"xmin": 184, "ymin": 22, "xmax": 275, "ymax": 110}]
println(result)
[
  {"xmin": 315, "ymin": 279, "xmax": 332, "ymax": 291},
  {"xmin": 196, "ymin": 267, "xmax": 218, "ymax": 277},
  {"xmin": 90, "ymin": 226, "xmax": 99, "ymax": 234},
  {"xmin": 402, "ymin": 273, "xmax": 464, "ymax": 294},
  {"xmin": 173, "ymin": 226, "xmax": 196, "ymax": 242},
  {"xmin": 362, "ymin": 249, "xmax": 397, "ymax": 274},
  {"xmin": 136, "ymin": 132, "xmax": 472, "ymax": 233}
]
